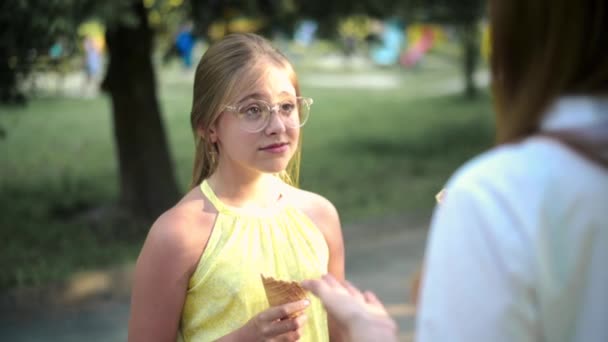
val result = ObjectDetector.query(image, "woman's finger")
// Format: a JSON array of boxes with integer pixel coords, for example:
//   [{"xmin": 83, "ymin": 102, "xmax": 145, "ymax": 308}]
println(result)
[
  {"xmin": 302, "ymin": 276, "xmax": 342, "ymax": 300},
  {"xmin": 343, "ymin": 280, "xmax": 365, "ymax": 301},
  {"xmin": 322, "ymin": 273, "xmax": 341, "ymax": 288},
  {"xmin": 363, "ymin": 290, "xmax": 382, "ymax": 306},
  {"xmin": 301, "ymin": 279, "xmax": 327, "ymax": 297}
]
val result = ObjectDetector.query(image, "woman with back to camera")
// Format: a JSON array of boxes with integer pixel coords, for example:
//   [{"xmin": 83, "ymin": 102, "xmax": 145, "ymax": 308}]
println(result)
[
  {"xmin": 303, "ymin": 0, "xmax": 608, "ymax": 341},
  {"xmin": 128, "ymin": 33, "xmax": 345, "ymax": 342}
]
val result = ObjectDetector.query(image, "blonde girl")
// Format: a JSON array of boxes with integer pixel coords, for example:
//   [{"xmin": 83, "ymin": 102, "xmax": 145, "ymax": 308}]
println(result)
[{"xmin": 128, "ymin": 33, "xmax": 345, "ymax": 342}]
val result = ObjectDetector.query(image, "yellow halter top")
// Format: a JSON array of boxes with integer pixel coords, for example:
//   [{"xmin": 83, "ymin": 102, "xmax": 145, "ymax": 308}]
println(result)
[{"xmin": 177, "ymin": 180, "xmax": 330, "ymax": 341}]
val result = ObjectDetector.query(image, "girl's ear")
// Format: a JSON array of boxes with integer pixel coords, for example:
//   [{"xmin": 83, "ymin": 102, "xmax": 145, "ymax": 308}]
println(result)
[
  {"xmin": 208, "ymin": 123, "xmax": 218, "ymax": 143},
  {"xmin": 197, "ymin": 123, "xmax": 218, "ymax": 143},
  {"xmin": 196, "ymin": 126, "xmax": 206, "ymax": 139}
]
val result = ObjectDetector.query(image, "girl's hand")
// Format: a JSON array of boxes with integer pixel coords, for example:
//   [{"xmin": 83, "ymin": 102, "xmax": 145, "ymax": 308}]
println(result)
[{"xmin": 241, "ymin": 299, "xmax": 310, "ymax": 341}]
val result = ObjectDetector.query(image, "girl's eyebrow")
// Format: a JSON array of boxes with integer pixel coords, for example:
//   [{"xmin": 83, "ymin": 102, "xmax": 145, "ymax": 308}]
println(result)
[
  {"xmin": 237, "ymin": 91, "xmax": 295, "ymax": 103},
  {"xmin": 236, "ymin": 93, "xmax": 265, "ymax": 103}
]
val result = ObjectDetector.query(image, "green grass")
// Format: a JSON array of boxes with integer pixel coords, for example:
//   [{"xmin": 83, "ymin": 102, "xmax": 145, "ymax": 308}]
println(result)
[{"xmin": 0, "ymin": 59, "xmax": 494, "ymax": 291}]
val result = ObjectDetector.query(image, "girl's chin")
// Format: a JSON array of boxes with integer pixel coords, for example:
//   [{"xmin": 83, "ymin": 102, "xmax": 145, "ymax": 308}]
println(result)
[
  {"xmin": 260, "ymin": 165, "xmax": 289, "ymax": 174},
  {"xmin": 258, "ymin": 161, "xmax": 290, "ymax": 174}
]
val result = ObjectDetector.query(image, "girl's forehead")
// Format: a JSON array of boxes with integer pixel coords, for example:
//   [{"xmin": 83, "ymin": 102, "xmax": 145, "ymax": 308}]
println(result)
[{"xmin": 232, "ymin": 66, "xmax": 296, "ymax": 101}]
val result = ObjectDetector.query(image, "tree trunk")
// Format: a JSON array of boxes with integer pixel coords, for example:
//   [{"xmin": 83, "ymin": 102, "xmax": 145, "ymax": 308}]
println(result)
[
  {"xmin": 0, "ymin": 48, "xmax": 25, "ymax": 105},
  {"xmin": 461, "ymin": 21, "xmax": 480, "ymax": 99},
  {"xmin": 102, "ymin": 0, "xmax": 179, "ymax": 223}
]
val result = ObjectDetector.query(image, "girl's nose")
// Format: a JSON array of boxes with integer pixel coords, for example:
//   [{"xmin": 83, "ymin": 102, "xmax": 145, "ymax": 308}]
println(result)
[{"xmin": 264, "ymin": 109, "xmax": 287, "ymax": 135}]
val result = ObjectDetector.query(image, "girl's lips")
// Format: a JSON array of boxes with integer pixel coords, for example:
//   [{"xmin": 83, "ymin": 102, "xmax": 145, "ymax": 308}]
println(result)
[{"xmin": 260, "ymin": 143, "xmax": 289, "ymax": 153}]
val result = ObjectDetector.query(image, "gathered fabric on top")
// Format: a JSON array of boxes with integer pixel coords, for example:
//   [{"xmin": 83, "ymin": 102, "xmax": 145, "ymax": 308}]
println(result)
[{"xmin": 177, "ymin": 180, "xmax": 330, "ymax": 342}]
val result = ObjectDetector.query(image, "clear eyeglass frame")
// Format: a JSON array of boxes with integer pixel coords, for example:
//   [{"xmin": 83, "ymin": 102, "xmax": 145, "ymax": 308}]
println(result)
[{"xmin": 223, "ymin": 96, "xmax": 314, "ymax": 133}]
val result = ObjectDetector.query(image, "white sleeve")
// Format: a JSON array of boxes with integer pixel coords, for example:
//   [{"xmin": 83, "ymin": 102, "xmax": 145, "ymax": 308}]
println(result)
[{"xmin": 416, "ymin": 181, "xmax": 538, "ymax": 342}]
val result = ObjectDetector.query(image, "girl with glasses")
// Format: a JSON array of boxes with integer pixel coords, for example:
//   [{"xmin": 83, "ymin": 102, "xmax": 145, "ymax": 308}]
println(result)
[{"xmin": 128, "ymin": 33, "xmax": 345, "ymax": 342}]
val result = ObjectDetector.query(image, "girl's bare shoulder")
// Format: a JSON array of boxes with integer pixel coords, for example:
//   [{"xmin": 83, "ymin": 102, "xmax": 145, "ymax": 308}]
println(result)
[
  {"xmin": 142, "ymin": 187, "xmax": 218, "ymax": 272},
  {"xmin": 283, "ymin": 185, "xmax": 340, "ymax": 233}
]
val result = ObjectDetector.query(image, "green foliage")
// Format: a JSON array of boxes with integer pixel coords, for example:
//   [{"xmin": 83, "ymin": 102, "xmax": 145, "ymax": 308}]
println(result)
[
  {"xmin": 401, "ymin": 0, "xmax": 486, "ymax": 23},
  {"xmin": 145, "ymin": 0, "xmax": 190, "ymax": 35},
  {"xmin": 0, "ymin": 0, "xmax": 152, "ymax": 104},
  {"xmin": 186, "ymin": 0, "xmax": 406, "ymax": 39},
  {"xmin": 0, "ymin": 1, "xmax": 76, "ymax": 102},
  {"xmin": 0, "ymin": 1, "xmax": 114, "ymax": 103},
  {"xmin": 188, "ymin": 0, "xmax": 293, "ymax": 38}
]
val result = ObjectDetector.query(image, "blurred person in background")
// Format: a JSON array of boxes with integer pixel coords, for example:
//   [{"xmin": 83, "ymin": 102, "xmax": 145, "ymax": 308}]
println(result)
[
  {"xmin": 82, "ymin": 34, "xmax": 103, "ymax": 96},
  {"xmin": 304, "ymin": 0, "xmax": 608, "ymax": 341},
  {"xmin": 175, "ymin": 22, "xmax": 195, "ymax": 69}
]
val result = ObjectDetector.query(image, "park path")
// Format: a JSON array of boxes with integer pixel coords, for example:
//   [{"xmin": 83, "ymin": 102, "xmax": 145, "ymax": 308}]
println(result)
[{"xmin": 0, "ymin": 213, "xmax": 430, "ymax": 342}]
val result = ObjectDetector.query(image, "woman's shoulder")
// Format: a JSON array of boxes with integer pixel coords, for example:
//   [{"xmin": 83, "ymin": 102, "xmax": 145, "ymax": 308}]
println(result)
[
  {"xmin": 442, "ymin": 138, "xmax": 592, "ymax": 230},
  {"xmin": 446, "ymin": 137, "xmax": 575, "ymax": 193}
]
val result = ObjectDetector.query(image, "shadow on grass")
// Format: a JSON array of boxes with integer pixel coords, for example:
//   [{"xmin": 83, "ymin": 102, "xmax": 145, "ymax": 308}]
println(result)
[{"xmin": 0, "ymin": 183, "xmax": 146, "ymax": 292}]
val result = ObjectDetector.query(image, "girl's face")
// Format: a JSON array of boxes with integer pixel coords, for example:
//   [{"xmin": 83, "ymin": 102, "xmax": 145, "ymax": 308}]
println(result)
[{"xmin": 211, "ymin": 65, "xmax": 300, "ymax": 177}]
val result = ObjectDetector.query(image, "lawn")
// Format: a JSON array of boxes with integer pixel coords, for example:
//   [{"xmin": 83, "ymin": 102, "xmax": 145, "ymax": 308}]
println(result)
[{"xmin": 0, "ymin": 55, "xmax": 494, "ymax": 291}]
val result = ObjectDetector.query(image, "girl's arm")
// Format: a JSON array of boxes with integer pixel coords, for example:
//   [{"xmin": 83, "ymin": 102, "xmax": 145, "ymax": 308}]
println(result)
[
  {"xmin": 128, "ymin": 210, "xmax": 211, "ymax": 342},
  {"xmin": 304, "ymin": 193, "xmax": 346, "ymax": 342},
  {"xmin": 324, "ymin": 203, "xmax": 346, "ymax": 342}
]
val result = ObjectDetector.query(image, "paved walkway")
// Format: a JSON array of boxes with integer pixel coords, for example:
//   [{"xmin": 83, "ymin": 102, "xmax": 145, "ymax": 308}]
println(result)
[{"xmin": 0, "ymin": 214, "xmax": 430, "ymax": 341}]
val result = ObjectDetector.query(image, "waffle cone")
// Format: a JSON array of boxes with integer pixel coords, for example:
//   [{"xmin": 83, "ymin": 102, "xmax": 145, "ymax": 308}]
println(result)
[{"xmin": 261, "ymin": 274, "xmax": 307, "ymax": 311}]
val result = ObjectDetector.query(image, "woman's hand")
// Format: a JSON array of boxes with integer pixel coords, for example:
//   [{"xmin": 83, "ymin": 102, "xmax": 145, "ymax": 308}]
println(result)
[
  {"xmin": 301, "ymin": 274, "xmax": 397, "ymax": 342},
  {"xmin": 238, "ymin": 299, "xmax": 310, "ymax": 341}
]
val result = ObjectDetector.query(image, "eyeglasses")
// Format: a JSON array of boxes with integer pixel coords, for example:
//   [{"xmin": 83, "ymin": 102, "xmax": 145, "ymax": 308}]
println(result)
[{"xmin": 223, "ymin": 96, "xmax": 313, "ymax": 133}]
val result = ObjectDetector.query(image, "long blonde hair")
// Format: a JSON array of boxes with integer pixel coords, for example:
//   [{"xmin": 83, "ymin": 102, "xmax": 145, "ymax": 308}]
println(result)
[{"xmin": 189, "ymin": 33, "xmax": 303, "ymax": 189}]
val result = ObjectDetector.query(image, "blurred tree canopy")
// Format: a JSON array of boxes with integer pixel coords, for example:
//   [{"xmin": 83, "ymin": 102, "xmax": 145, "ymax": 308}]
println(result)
[
  {"xmin": 0, "ymin": 0, "xmax": 81, "ymax": 103},
  {"xmin": 189, "ymin": 0, "xmax": 407, "ymax": 39},
  {"xmin": 0, "ymin": 0, "xmax": 145, "ymax": 104}
]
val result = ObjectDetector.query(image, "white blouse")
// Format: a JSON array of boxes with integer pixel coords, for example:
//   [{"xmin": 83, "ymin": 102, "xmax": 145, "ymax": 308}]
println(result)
[{"xmin": 416, "ymin": 97, "xmax": 608, "ymax": 342}]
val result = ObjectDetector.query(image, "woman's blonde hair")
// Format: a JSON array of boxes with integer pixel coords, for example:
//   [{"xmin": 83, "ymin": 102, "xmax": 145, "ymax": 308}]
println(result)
[{"xmin": 189, "ymin": 33, "xmax": 302, "ymax": 188}]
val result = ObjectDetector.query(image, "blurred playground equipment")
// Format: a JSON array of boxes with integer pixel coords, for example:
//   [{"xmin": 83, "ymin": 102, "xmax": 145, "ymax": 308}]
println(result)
[
  {"xmin": 369, "ymin": 19, "xmax": 405, "ymax": 66},
  {"xmin": 399, "ymin": 23, "xmax": 447, "ymax": 67}
]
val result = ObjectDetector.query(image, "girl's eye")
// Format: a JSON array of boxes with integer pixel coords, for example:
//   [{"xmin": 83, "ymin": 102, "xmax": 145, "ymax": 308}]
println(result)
[
  {"xmin": 279, "ymin": 102, "xmax": 296, "ymax": 113},
  {"xmin": 241, "ymin": 103, "xmax": 264, "ymax": 120},
  {"xmin": 242, "ymin": 105, "xmax": 264, "ymax": 119}
]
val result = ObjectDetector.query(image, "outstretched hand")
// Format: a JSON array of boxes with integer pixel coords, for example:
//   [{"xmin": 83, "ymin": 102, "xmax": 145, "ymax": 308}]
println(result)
[{"xmin": 301, "ymin": 274, "xmax": 397, "ymax": 342}]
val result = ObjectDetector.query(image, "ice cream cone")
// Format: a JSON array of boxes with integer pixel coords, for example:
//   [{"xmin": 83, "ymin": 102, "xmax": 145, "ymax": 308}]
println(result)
[{"xmin": 261, "ymin": 274, "xmax": 307, "ymax": 317}]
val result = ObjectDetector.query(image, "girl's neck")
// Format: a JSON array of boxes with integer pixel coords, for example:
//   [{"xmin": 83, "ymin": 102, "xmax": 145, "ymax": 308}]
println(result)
[{"xmin": 206, "ymin": 167, "xmax": 283, "ymax": 209}]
